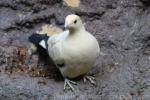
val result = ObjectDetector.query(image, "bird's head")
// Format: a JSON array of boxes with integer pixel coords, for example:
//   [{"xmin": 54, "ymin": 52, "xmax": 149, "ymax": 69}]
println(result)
[{"xmin": 64, "ymin": 14, "xmax": 84, "ymax": 32}]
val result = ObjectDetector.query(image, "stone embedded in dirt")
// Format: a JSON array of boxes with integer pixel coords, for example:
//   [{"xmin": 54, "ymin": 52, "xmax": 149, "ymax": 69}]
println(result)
[
  {"xmin": 64, "ymin": 0, "xmax": 80, "ymax": 7},
  {"xmin": 37, "ymin": 24, "xmax": 62, "ymax": 36}
]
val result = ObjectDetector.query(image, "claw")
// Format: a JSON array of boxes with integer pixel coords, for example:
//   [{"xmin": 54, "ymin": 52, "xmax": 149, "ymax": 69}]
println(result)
[
  {"xmin": 64, "ymin": 79, "xmax": 77, "ymax": 91},
  {"xmin": 83, "ymin": 76, "xmax": 96, "ymax": 86},
  {"xmin": 83, "ymin": 77, "xmax": 87, "ymax": 83}
]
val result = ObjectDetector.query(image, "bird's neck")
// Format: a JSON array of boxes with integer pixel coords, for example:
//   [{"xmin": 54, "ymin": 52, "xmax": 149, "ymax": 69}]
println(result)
[
  {"xmin": 69, "ymin": 26, "xmax": 85, "ymax": 35},
  {"xmin": 65, "ymin": 27, "xmax": 86, "ymax": 42}
]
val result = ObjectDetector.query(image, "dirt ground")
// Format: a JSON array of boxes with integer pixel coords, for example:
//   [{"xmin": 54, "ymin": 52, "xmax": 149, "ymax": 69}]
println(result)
[{"xmin": 0, "ymin": 0, "xmax": 150, "ymax": 100}]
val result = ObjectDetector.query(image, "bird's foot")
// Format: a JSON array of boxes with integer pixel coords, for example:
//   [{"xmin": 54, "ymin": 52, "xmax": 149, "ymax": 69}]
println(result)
[
  {"xmin": 83, "ymin": 76, "xmax": 96, "ymax": 86},
  {"xmin": 64, "ymin": 79, "xmax": 77, "ymax": 91}
]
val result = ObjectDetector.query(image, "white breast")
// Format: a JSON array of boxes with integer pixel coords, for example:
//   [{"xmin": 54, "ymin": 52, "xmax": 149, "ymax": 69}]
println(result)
[
  {"xmin": 47, "ymin": 29, "xmax": 100, "ymax": 78},
  {"xmin": 59, "ymin": 31, "xmax": 100, "ymax": 78}
]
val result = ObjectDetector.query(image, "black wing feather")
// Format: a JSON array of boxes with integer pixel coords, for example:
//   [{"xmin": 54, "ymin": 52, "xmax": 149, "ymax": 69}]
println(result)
[{"xmin": 29, "ymin": 33, "xmax": 49, "ymax": 46}]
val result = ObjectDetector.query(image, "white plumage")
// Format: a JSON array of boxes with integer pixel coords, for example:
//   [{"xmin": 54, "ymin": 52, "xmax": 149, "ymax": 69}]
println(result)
[{"xmin": 37, "ymin": 14, "xmax": 100, "ymax": 90}]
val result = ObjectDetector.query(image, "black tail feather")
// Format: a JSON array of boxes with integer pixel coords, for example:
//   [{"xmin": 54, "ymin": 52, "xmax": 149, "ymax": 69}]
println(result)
[{"xmin": 28, "ymin": 33, "xmax": 49, "ymax": 45}]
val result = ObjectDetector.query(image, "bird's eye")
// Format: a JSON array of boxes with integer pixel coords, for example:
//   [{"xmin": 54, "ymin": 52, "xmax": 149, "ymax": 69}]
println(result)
[{"xmin": 74, "ymin": 20, "xmax": 77, "ymax": 24}]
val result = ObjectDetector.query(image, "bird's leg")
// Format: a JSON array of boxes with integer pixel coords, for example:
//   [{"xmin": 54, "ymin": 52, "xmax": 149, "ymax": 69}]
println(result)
[
  {"xmin": 83, "ymin": 76, "xmax": 96, "ymax": 86},
  {"xmin": 64, "ymin": 78, "xmax": 77, "ymax": 91}
]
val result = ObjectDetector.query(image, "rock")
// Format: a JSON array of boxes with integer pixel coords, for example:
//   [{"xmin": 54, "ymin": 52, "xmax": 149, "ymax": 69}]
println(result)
[
  {"xmin": 0, "ymin": 0, "xmax": 150, "ymax": 99},
  {"xmin": 64, "ymin": 0, "xmax": 80, "ymax": 7}
]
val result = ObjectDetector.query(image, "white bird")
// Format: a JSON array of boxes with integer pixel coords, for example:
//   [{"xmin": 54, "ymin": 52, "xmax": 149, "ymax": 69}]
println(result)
[{"xmin": 29, "ymin": 14, "xmax": 100, "ymax": 91}]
